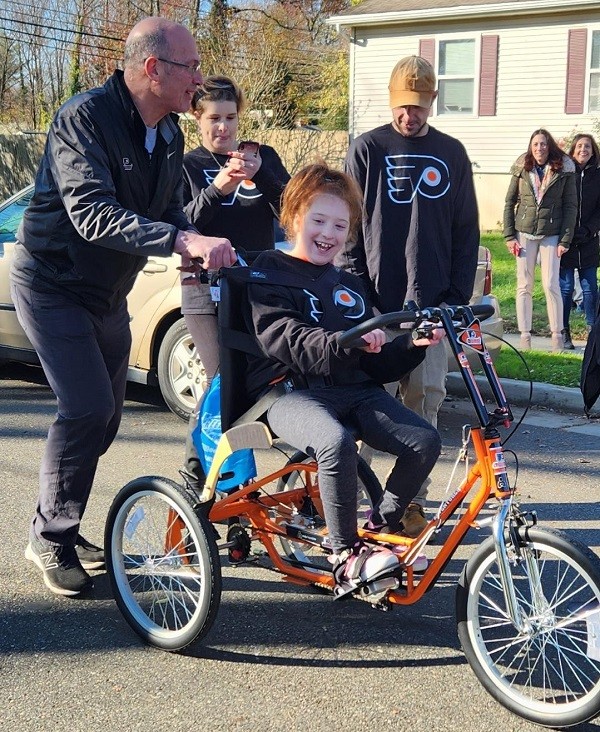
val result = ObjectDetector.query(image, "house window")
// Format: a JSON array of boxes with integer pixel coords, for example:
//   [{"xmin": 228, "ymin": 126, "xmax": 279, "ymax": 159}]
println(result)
[
  {"xmin": 437, "ymin": 39, "xmax": 475, "ymax": 114},
  {"xmin": 590, "ymin": 31, "xmax": 600, "ymax": 112}
]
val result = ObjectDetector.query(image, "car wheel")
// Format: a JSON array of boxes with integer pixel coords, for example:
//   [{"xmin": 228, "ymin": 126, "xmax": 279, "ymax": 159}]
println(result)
[{"xmin": 157, "ymin": 318, "xmax": 206, "ymax": 421}]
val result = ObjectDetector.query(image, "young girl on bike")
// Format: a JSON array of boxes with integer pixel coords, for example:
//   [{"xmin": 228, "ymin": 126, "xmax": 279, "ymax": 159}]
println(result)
[{"xmin": 246, "ymin": 163, "xmax": 443, "ymax": 597}]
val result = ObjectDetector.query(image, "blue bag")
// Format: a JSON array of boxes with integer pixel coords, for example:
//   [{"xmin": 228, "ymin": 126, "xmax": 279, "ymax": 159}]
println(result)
[{"xmin": 192, "ymin": 372, "xmax": 257, "ymax": 492}]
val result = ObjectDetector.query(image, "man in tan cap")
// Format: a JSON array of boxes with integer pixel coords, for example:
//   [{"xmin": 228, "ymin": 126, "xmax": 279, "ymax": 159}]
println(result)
[{"xmin": 338, "ymin": 55, "xmax": 479, "ymax": 537}]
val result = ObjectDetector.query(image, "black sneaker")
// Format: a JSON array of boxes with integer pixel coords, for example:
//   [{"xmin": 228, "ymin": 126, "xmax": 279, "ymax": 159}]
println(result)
[
  {"xmin": 25, "ymin": 538, "xmax": 93, "ymax": 596},
  {"xmin": 75, "ymin": 534, "xmax": 105, "ymax": 570}
]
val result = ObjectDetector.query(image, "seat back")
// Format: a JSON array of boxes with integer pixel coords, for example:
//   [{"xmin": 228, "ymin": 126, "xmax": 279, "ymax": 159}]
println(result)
[
  {"xmin": 217, "ymin": 263, "xmax": 329, "ymax": 431},
  {"xmin": 218, "ymin": 271, "xmax": 262, "ymax": 431}
]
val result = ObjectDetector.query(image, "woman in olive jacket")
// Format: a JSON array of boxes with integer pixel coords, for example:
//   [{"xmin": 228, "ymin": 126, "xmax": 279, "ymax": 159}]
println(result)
[
  {"xmin": 559, "ymin": 134, "xmax": 600, "ymax": 348},
  {"xmin": 503, "ymin": 128, "xmax": 577, "ymax": 351}
]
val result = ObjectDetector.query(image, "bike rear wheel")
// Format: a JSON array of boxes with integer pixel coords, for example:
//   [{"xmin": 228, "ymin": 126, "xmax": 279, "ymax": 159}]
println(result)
[
  {"xmin": 105, "ymin": 476, "xmax": 222, "ymax": 651},
  {"xmin": 457, "ymin": 527, "xmax": 600, "ymax": 728}
]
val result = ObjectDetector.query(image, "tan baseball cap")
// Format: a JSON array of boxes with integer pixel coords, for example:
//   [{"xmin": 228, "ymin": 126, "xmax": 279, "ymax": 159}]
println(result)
[{"xmin": 388, "ymin": 55, "xmax": 437, "ymax": 109}]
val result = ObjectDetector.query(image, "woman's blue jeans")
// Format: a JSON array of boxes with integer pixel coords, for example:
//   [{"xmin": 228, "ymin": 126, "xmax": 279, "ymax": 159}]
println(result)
[{"xmin": 559, "ymin": 266, "xmax": 598, "ymax": 328}]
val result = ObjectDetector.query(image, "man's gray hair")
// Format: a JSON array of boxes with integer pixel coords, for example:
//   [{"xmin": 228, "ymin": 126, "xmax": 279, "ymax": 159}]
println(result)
[{"xmin": 124, "ymin": 28, "xmax": 171, "ymax": 68}]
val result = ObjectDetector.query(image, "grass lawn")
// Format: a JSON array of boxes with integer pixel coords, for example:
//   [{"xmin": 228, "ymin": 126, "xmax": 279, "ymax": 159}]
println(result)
[
  {"xmin": 482, "ymin": 233, "xmax": 588, "ymax": 387},
  {"xmin": 490, "ymin": 347, "xmax": 583, "ymax": 388}
]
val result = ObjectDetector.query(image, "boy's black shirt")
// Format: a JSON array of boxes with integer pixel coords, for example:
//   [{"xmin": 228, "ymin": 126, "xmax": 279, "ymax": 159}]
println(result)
[{"xmin": 182, "ymin": 144, "xmax": 290, "ymax": 251}]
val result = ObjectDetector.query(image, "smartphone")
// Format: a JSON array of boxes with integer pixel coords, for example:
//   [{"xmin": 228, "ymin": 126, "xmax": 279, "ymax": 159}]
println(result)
[{"xmin": 238, "ymin": 140, "xmax": 259, "ymax": 157}]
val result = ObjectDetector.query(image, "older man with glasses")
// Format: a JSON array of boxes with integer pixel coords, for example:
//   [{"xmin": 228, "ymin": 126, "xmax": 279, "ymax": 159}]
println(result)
[{"xmin": 10, "ymin": 17, "xmax": 236, "ymax": 597}]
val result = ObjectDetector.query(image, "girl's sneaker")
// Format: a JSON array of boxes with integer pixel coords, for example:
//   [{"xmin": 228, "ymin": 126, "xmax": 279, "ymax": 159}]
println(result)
[
  {"xmin": 363, "ymin": 520, "xmax": 429, "ymax": 573},
  {"xmin": 331, "ymin": 542, "xmax": 398, "ymax": 600},
  {"xmin": 392, "ymin": 546, "xmax": 429, "ymax": 573}
]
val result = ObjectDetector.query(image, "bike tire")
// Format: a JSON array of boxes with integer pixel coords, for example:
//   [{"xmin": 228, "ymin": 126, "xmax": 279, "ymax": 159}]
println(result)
[
  {"xmin": 105, "ymin": 475, "xmax": 222, "ymax": 652},
  {"xmin": 274, "ymin": 451, "xmax": 383, "ymax": 562},
  {"xmin": 456, "ymin": 526, "xmax": 600, "ymax": 728}
]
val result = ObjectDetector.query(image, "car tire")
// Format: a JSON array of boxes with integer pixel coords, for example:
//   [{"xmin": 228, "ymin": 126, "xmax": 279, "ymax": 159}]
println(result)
[{"xmin": 157, "ymin": 317, "xmax": 206, "ymax": 421}]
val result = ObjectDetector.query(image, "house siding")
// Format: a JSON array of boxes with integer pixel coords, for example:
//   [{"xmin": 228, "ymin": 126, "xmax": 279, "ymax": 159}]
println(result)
[{"xmin": 348, "ymin": 11, "xmax": 600, "ymax": 227}]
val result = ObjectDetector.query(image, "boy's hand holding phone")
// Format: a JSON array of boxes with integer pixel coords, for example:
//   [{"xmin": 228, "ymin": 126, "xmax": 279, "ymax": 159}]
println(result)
[
  {"xmin": 231, "ymin": 140, "xmax": 262, "ymax": 181},
  {"xmin": 212, "ymin": 141, "xmax": 262, "ymax": 195}
]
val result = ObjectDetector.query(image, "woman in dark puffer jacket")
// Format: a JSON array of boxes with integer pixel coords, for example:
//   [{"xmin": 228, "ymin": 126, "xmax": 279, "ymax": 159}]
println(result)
[
  {"xmin": 559, "ymin": 133, "xmax": 600, "ymax": 348},
  {"xmin": 503, "ymin": 129, "xmax": 577, "ymax": 352}
]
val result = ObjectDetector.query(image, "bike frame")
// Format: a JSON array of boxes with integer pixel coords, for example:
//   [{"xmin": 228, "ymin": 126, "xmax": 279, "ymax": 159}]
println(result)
[{"xmin": 201, "ymin": 305, "xmax": 523, "ymax": 611}]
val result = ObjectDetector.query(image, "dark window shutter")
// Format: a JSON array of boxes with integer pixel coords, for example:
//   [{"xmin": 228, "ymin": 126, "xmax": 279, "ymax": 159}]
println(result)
[
  {"xmin": 419, "ymin": 39, "xmax": 436, "ymax": 115},
  {"xmin": 565, "ymin": 28, "xmax": 587, "ymax": 114},
  {"xmin": 479, "ymin": 35, "xmax": 498, "ymax": 116},
  {"xmin": 419, "ymin": 38, "xmax": 435, "ymax": 66}
]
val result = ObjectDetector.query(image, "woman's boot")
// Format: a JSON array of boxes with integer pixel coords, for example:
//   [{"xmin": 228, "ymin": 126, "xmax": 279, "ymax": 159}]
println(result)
[
  {"xmin": 519, "ymin": 332, "xmax": 532, "ymax": 350},
  {"xmin": 551, "ymin": 332, "xmax": 563, "ymax": 352},
  {"xmin": 562, "ymin": 328, "xmax": 574, "ymax": 350}
]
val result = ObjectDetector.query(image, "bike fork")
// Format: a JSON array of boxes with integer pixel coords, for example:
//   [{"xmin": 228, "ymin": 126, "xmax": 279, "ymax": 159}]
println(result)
[{"xmin": 492, "ymin": 499, "xmax": 537, "ymax": 634}]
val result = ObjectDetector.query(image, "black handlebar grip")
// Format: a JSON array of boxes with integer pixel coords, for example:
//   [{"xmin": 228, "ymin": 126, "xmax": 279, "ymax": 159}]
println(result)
[
  {"xmin": 338, "ymin": 310, "xmax": 418, "ymax": 349},
  {"xmin": 469, "ymin": 304, "xmax": 495, "ymax": 321}
]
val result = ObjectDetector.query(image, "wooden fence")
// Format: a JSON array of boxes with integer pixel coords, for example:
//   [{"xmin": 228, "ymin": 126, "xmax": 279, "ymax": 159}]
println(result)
[{"xmin": 0, "ymin": 129, "xmax": 349, "ymax": 201}]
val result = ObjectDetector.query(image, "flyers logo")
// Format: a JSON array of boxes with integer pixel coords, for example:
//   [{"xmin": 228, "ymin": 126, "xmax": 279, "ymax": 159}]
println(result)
[
  {"xmin": 385, "ymin": 154, "xmax": 450, "ymax": 204},
  {"xmin": 203, "ymin": 169, "xmax": 263, "ymax": 206},
  {"xmin": 332, "ymin": 285, "xmax": 365, "ymax": 319},
  {"xmin": 302, "ymin": 286, "xmax": 366, "ymax": 323}
]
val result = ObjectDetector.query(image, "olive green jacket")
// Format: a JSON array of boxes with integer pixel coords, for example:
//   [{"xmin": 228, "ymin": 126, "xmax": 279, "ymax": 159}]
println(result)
[{"xmin": 502, "ymin": 153, "xmax": 577, "ymax": 248}]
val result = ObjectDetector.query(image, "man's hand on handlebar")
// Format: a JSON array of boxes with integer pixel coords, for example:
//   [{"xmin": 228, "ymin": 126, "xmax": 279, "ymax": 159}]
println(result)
[{"xmin": 174, "ymin": 230, "xmax": 237, "ymax": 269}]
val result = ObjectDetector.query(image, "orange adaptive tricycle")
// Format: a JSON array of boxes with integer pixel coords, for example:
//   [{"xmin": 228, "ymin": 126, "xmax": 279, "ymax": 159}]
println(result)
[{"xmin": 105, "ymin": 266, "xmax": 600, "ymax": 729}]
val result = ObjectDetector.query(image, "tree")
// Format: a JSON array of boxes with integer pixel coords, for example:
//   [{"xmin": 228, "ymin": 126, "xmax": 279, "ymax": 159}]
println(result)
[
  {"xmin": 0, "ymin": 34, "xmax": 19, "ymax": 123},
  {"xmin": 0, "ymin": 0, "xmax": 352, "ymax": 132}
]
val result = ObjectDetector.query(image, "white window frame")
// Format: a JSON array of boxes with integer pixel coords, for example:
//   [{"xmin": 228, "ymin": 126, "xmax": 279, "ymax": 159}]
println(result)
[
  {"xmin": 434, "ymin": 35, "xmax": 480, "ymax": 117},
  {"xmin": 587, "ymin": 27, "xmax": 600, "ymax": 113}
]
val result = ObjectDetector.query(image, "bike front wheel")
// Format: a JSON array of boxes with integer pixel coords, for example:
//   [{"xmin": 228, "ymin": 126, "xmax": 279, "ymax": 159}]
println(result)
[
  {"xmin": 105, "ymin": 476, "xmax": 222, "ymax": 652},
  {"xmin": 457, "ymin": 527, "xmax": 600, "ymax": 728}
]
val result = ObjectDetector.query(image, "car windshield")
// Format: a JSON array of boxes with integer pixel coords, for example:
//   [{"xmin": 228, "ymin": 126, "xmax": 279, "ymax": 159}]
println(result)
[{"xmin": 0, "ymin": 191, "xmax": 32, "ymax": 245}]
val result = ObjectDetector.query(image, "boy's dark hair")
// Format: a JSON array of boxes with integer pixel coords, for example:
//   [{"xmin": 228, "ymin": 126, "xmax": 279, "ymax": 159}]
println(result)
[{"xmin": 191, "ymin": 75, "xmax": 246, "ymax": 115}]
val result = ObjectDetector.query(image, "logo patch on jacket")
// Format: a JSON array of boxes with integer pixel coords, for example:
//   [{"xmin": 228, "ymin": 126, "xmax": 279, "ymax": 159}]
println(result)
[
  {"xmin": 332, "ymin": 285, "xmax": 365, "ymax": 319},
  {"xmin": 303, "ymin": 286, "xmax": 366, "ymax": 323},
  {"xmin": 385, "ymin": 154, "xmax": 450, "ymax": 203}
]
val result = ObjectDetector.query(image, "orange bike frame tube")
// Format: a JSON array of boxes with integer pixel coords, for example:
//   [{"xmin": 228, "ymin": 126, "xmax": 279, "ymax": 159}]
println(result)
[
  {"xmin": 206, "ymin": 426, "xmax": 511, "ymax": 596},
  {"xmin": 165, "ymin": 508, "xmax": 190, "ymax": 563},
  {"xmin": 387, "ymin": 428, "xmax": 509, "ymax": 605}
]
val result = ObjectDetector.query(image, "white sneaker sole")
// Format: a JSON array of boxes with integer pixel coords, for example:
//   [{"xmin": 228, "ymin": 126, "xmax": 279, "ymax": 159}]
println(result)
[
  {"xmin": 411, "ymin": 555, "xmax": 429, "ymax": 573},
  {"xmin": 25, "ymin": 543, "xmax": 91, "ymax": 597},
  {"xmin": 394, "ymin": 549, "xmax": 428, "ymax": 573},
  {"xmin": 77, "ymin": 556, "xmax": 105, "ymax": 571},
  {"xmin": 334, "ymin": 552, "xmax": 400, "ymax": 600}
]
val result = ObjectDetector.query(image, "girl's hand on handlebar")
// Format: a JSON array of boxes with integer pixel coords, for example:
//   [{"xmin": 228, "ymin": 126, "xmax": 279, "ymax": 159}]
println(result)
[
  {"xmin": 360, "ymin": 328, "xmax": 386, "ymax": 353},
  {"xmin": 412, "ymin": 326, "xmax": 446, "ymax": 348}
]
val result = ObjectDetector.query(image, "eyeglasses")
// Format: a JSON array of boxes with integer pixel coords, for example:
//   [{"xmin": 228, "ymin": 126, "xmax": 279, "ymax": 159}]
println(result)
[{"xmin": 156, "ymin": 57, "xmax": 201, "ymax": 75}]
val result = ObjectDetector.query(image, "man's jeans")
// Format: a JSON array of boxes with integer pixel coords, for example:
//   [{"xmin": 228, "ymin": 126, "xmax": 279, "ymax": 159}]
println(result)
[{"xmin": 559, "ymin": 266, "xmax": 598, "ymax": 329}]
